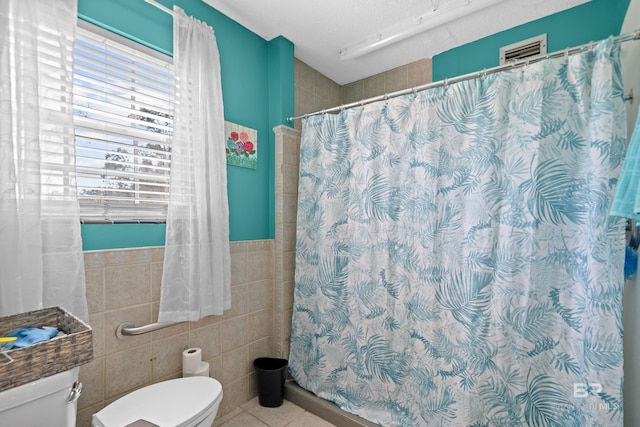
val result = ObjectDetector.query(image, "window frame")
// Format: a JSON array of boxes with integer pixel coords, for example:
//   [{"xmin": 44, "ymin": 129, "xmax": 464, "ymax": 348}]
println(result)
[{"xmin": 74, "ymin": 20, "xmax": 175, "ymax": 224}]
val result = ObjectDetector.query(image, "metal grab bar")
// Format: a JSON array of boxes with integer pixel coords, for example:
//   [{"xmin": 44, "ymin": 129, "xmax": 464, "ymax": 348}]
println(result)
[{"xmin": 116, "ymin": 322, "xmax": 183, "ymax": 339}]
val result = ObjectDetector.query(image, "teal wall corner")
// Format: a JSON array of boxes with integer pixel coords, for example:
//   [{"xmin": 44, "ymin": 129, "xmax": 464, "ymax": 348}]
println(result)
[
  {"xmin": 432, "ymin": 0, "xmax": 632, "ymax": 81},
  {"xmin": 268, "ymin": 36, "xmax": 295, "ymax": 129},
  {"xmin": 77, "ymin": 0, "xmax": 293, "ymax": 249},
  {"xmin": 267, "ymin": 35, "xmax": 295, "ymax": 238}
]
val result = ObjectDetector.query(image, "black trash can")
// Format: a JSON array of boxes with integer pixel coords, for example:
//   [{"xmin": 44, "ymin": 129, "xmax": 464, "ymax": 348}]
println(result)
[{"xmin": 253, "ymin": 357, "xmax": 288, "ymax": 407}]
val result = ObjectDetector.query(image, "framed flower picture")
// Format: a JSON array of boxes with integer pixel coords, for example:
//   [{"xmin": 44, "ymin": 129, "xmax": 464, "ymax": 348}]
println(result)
[{"xmin": 225, "ymin": 121, "xmax": 258, "ymax": 169}]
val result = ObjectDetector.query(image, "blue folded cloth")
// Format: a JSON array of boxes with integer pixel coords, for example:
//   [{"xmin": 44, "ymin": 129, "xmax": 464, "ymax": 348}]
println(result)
[{"xmin": 1, "ymin": 327, "xmax": 60, "ymax": 349}]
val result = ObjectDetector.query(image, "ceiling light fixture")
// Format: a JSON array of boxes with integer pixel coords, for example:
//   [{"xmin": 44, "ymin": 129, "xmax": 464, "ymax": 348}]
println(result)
[{"xmin": 338, "ymin": 0, "xmax": 509, "ymax": 61}]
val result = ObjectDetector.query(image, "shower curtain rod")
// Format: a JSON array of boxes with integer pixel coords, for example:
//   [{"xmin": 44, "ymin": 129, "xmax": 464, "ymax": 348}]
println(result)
[
  {"xmin": 287, "ymin": 29, "xmax": 640, "ymax": 122},
  {"xmin": 144, "ymin": 0, "xmax": 173, "ymax": 16}
]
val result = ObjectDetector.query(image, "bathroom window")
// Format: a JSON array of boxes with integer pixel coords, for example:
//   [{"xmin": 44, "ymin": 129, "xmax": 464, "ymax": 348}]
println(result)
[{"xmin": 73, "ymin": 22, "xmax": 175, "ymax": 222}]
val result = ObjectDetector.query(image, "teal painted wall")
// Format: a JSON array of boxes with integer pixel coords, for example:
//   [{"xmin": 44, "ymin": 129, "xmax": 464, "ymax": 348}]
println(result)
[
  {"xmin": 267, "ymin": 36, "xmax": 295, "ymax": 237},
  {"xmin": 432, "ymin": 0, "xmax": 631, "ymax": 81},
  {"xmin": 77, "ymin": 0, "xmax": 294, "ymax": 250}
]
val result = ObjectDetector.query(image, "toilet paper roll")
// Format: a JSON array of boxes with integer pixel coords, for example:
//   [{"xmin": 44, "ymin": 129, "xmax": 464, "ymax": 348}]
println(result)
[
  {"xmin": 183, "ymin": 361, "xmax": 210, "ymax": 377},
  {"xmin": 182, "ymin": 348, "xmax": 203, "ymax": 374}
]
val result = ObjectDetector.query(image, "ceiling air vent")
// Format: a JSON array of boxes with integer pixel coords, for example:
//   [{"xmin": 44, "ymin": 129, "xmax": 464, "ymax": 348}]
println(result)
[{"xmin": 499, "ymin": 34, "xmax": 547, "ymax": 64}]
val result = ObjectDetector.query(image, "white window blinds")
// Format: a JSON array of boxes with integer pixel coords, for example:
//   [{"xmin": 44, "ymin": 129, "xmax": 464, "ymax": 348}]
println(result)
[{"xmin": 73, "ymin": 25, "xmax": 175, "ymax": 222}]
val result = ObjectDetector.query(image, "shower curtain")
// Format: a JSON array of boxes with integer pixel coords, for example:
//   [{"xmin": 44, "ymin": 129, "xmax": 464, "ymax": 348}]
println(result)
[{"xmin": 289, "ymin": 39, "xmax": 626, "ymax": 427}]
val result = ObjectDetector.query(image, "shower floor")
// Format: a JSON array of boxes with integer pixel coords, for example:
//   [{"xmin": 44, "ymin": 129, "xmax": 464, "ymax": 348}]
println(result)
[
  {"xmin": 284, "ymin": 381, "xmax": 381, "ymax": 427},
  {"xmin": 214, "ymin": 395, "xmax": 335, "ymax": 426}
]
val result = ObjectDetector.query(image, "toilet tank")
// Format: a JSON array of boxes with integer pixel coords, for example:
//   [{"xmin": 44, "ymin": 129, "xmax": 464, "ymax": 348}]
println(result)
[{"xmin": 0, "ymin": 367, "xmax": 80, "ymax": 427}]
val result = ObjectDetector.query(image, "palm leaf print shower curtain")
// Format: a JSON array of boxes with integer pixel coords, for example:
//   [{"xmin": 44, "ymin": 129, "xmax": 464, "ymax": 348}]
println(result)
[{"xmin": 289, "ymin": 39, "xmax": 626, "ymax": 427}]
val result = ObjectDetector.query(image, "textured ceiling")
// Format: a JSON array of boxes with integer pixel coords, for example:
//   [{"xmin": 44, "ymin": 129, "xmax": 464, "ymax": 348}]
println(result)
[{"xmin": 202, "ymin": 0, "xmax": 590, "ymax": 85}]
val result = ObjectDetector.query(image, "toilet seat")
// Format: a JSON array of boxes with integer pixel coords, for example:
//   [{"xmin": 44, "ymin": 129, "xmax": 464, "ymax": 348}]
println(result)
[{"xmin": 92, "ymin": 377, "xmax": 222, "ymax": 427}]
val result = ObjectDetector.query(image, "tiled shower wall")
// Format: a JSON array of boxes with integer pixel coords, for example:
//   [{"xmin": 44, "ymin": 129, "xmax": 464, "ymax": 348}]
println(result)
[
  {"xmin": 274, "ymin": 125, "xmax": 301, "ymax": 359},
  {"xmin": 293, "ymin": 57, "xmax": 433, "ymax": 131},
  {"xmin": 77, "ymin": 242, "xmax": 275, "ymax": 426},
  {"xmin": 341, "ymin": 58, "xmax": 433, "ymax": 105}
]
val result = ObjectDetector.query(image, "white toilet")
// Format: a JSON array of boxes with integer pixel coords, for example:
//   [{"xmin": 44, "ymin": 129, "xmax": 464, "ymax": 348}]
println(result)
[
  {"xmin": 92, "ymin": 376, "xmax": 223, "ymax": 427},
  {"xmin": 0, "ymin": 367, "xmax": 81, "ymax": 427}
]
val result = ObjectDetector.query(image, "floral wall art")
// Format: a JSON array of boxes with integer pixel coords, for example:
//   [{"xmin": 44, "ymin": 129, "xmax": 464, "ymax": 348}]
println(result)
[{"xmin": 225, "ymin": 121, "xmax": 258, "ymax": 169}]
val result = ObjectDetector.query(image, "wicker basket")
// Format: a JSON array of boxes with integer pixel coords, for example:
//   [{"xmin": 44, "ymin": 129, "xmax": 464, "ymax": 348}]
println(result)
[{"xmin": 0, "ymin": 306, "xmax": 93, "ymax": 392}]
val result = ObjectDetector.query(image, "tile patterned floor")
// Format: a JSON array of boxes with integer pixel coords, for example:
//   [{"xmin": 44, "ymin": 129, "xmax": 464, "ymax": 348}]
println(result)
[{"xmin": 214, "ymin": 397, "xmax": 337, "ymax": 427}]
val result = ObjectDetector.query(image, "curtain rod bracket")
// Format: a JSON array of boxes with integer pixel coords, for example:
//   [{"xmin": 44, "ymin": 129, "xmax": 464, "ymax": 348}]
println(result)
[{"xmin": 625, "ymin": 89, "xmax": 634, "ymax": 104}]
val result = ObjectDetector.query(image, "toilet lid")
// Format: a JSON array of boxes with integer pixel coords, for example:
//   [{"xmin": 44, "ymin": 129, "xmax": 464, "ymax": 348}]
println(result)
[{"xmin": 93, "ymin": 377, "xmax": 222, "ymax": 427}]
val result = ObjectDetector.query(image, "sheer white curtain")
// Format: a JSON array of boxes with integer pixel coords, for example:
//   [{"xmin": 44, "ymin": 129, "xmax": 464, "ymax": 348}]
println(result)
[
  {"xmin": 159, "ymin": 7, "xmax": 231, "ymax": 322},
  {"xmin": 0, "ymin": 0, "xmax": 88, "ymax": 320}
]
